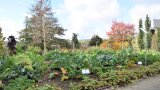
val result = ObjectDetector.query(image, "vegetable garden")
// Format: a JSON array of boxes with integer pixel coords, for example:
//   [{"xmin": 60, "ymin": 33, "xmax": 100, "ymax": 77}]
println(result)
[
  {"xmin": 1, "ymin": 46, "xmax": 160, "ymax": 90},
  {"xmin": 0, "ymin": 0, "xmax": 160, "ymax": 90}
]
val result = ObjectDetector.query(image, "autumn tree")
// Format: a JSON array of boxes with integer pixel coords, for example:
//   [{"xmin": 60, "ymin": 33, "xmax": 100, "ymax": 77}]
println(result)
[
  {"xmin": 145, "ymin": 15, "xmax": 151, "ymax": 49},
  {"xmin": 89, "ymin": 34, "xmax": 103, "ymax": 46},
  {"xmin": 138, "ymin": 19, "xmax": 144, "ymax": 50},
  {"xmin": 72, "ymin": 33, "xmax": 80, "ymax": 49},
  {"xmin": 107, "ymin": 21, "xmax": 135, "ymax": 49},
  {"xmin": 26, "ymin": 0, "xmax": 65, "ymax": 54}
]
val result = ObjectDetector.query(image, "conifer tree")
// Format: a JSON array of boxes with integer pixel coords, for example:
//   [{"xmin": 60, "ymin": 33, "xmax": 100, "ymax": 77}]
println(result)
[
  {"xmin": 0, "ymin": 27, "xmax": 5, "ymax": 56},
  {"xmin": 138, "ymin": 19, "xmax": 144, "ymax": 49},
  {"xmin": 145, "ymin": 15, "xmax": 151, "ymax": 49}
]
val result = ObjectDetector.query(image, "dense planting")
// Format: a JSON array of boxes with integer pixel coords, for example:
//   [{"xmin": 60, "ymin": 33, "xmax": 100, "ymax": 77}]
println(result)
[
  {"xmin": 45, "ymin": 48, "xmax": 160, "ymax": 79},
  {"xmin": 1, "ymin": 47, "xmax": 160, "ymax": 90},
  {"xmin": 70, "ymin": 61, "xmax": 160, "ymax": 90},
  {"xmin": 0, "ymin": 46, "xmax": 47, "ymax": 82}
]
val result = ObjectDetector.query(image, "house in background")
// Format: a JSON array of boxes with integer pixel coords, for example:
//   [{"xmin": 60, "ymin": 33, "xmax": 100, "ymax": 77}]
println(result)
[{"xmin": 150, "ymin": 19, "xmax": 160, "ymax": 51}]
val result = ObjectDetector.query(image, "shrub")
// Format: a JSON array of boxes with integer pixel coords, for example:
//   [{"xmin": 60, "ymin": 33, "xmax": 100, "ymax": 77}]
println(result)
[
  {"xmin": 70, "ymin": 61, "xmax": 160, "ymax": 90},
  {"xmin": 27, "ymin": 46, "xmax": 41, "ymax": 54},
  {"xmin": 4, "ymin": 76, "xmax": 35, "ymax": 90},
  {"xmin": 89, "ymin": 35, "xmax": 103, "ymax": 46},
  {"xmin": 45, "ymin": 48, "xmax": 160, "ymax": 81},
  {"xmin": 138, "ymin": 50, "xmax": 160, "ymax": 65},
  {"xmin": 0, "ymin": 52, "xmax": 47, "ymax": 81},
  {"xmin": 70, "ymin": 77, "xmax": 99, "ymax": 90}
]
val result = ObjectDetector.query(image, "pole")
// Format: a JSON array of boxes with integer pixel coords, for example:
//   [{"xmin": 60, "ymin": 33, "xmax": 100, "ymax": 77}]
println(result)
[
  {"xmin": 25, "ymin": 17, "xmax": 28, "ymax": 50},
  {"xmin": 122, "ymin": 35, "xmax": 124, "ymax": 61},
  {"xmin": 96, "ymin": 41, "xmax": 98, "ymax": 47},
  {"xmin": 145, "ymin": 32, "xmax": 147, "ymax": 66},
  {"xmin": 72, "ymin": 42, "xmax": 75, "ymax": 52},
  {"xmin": 140, "ymin": 28, "xmax": 148, "ymax": 66}
]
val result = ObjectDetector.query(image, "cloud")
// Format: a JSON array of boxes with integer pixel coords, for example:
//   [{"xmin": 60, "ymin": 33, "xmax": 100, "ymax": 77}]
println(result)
[
  {"xmin": 132, "ymin": 0, "xmax": 160, "ymax": 5},
  {"xmin": 0, "ymin": 8, "xmax": 3, "ymax": 12},
  {"xmin": 58, "ymin": 0, "xmax": 120, "ymax": 39},
  {"xmin": 0, "ymin": 19, "xmax": 23, "ymax": 39},
  {"xmin": 129, "ymin": 2, "xmax": 160, "ymax": 31}
]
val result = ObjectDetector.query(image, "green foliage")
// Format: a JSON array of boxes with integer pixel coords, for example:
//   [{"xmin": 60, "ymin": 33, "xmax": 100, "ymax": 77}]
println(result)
[
  {"xmin": 0, "ymin": 27, "xmax": 5, "ymax": 56},
  {"xmin": 45, "ymin": 48, "xmax": 160, "ymax": 80},
  {"xmin": 19, "ymin": 17, "xmax": 32, "ymax": 48},
  {"xmin": 137, "ymin": 50, "xmax": 160, "ymax": 65},
  {"xmin": 69, "ymin": 83, "xmax": 81, "ymax": 90},
  {"xmin": 47, "ymin": 38, "xmax": 71, "ymax": 49},
  {"xmin": 138, "ymin": 19, "xmax": 144, "ymax": 50},
  {"xmin": 27, "ymin": 46, "xmax": 41, "ymax": 54},
  {"xmin": 71, "ymin": 61, "xmax": 160, "ymax": 90},
  {"xmin": 16, "ymin": 43, "xmax": 26, "ymax": 53},
  {"xmin": 0, "ymin": 80, "xmax": 3, "ymax": 89},
  {"xmin": 70, "ymin": 76, "xmax": 102, "ymax": 90},
  {"xmin": 26, "ymin": 53, "xmax": 47, "ymax": 80},
  {"xmin": 4, "ymin": 76, "xmax": 35, "ymax": 90},
  {"xmin": 89, "ymin": 34, "xmax": 103, "ymax": 46},
  {"xmin": 0, "ymin": 46, "xmax": 47, "ymax": 81},
  {"xmin": 49, "ymin": 72, "xmax": 55, "ymax": 79},
  {"xmin": 145, "ymin": 15, "xmax": 152, "ymax": 49},
  {"xmin": 0, "ymin": 54, "xmax": 34, "ymax": 80},
  {"xmin": 25, "ymin": 0, "xmax": 65, "ymax": 52},
  {"xmin": 36, "ymin": 84, "xmax": 62, "ymax": 90},
  {"xmin": 72, "ymin": 33, "xmax": 80, "ymax": 49},
  {"xmin": 46, "ymin": 49, "xmax": 118, "ymax": 79}
]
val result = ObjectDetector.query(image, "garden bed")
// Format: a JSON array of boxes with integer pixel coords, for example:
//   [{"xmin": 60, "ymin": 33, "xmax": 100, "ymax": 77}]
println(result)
[{"xmin": 1, "ymin": 48, "xmax": 160, "ymax": 90}]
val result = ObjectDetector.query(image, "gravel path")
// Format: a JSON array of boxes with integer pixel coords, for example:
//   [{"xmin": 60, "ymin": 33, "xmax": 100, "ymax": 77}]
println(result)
[{"xmin": 104, "ymin": 75, "xmax": 160, "ymax": 90}]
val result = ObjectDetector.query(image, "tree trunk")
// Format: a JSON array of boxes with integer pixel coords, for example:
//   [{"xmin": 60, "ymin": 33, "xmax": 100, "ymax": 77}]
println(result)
[{"xmin": 42, "ymin": 17, "xmax": 46, "ymax": 54}]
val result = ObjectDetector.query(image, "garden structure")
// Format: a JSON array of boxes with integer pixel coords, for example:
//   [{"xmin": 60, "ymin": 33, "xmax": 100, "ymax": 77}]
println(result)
[{"xmin": 150, "ymin": 19, "xmax": 160, "ymax": 50}]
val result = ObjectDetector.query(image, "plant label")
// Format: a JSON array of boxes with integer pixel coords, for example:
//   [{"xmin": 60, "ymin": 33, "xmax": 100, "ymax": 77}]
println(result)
[
  {"xmin": 82, "ymin": 69, "xmax": 90, "ymax": 74},
  {"xmin": 138, "ymin": 61, "xmax": 142, "ymax": 65}
]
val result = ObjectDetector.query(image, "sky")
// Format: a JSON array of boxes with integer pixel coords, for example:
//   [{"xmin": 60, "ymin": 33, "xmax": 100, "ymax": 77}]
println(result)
[{"xmin": 0, "ymin": 0, "xmax": 160, "ymax": 40}]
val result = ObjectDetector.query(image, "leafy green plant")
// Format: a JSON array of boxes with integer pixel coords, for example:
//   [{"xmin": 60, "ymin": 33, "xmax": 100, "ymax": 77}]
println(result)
[
  {"xmin": 49, "ymin": 73, "xmax": 55, "ymax": 79},
  {"xmin": 45, "ymin": 48, "xmax": 160, "ymax": 80},
  {"xmin": 4, "ymin": 76, "xmax": 35, "ymax": 90},
  {"xmin": 70, "ymin": 76, "xmax": 98, "ymax": 90},
  {"xmin": 138, "ymin": 50, "xmax": 160, "ymax": 65},
  {"xmin": 0, "ymin": 80, "xmax": 4, "ymax": 90},
  {"xmin": 69, "ymin": 83, "xmax": 81, "ymax": 90},
  {"xmin": 71, "ymin": 61, "xmax": 160, "ymax": 89},
  {"xmin": 0, "ymin": 52, "xmax": 47, "ymax": 81}
]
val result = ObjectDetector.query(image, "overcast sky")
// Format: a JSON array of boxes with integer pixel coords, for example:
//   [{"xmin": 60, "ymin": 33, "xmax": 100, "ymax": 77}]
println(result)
[{"xmin": 0, "ymin": 0, "xmax": 160, "ymax": 40}]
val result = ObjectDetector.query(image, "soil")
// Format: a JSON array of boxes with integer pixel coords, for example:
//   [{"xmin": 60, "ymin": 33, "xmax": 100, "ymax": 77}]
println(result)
[
  {"xmin": 40, "ymin": 61, "xmax": 160, "ymax": 90},
  {"xmin": 37, "ymin": 69, "xmax": 81, "ymax": 90}
]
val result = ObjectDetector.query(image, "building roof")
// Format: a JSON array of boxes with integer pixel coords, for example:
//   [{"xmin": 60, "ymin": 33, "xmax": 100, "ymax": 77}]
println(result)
[{"xmin": 152, "ymin": 19, "xmax": 160, "ymax": 28}]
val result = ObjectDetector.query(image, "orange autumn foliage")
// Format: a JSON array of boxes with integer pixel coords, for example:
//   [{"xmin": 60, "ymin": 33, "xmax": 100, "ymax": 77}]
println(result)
[
  {"xmin": 105, "ymin": 21, "xmax": 135, "ymax": 50},
  {"xmin": 100, "ymin": 40, "xmax": 129, "ymax": 50},
  {"xmin": 110, "ymin": 41, "xmax": 129, "ymax": 50},
  {"xmin": 61, "ymin": 67, "xmax": 67, "ymax": 74},
  {"xmin": 100, "ymin": 40, "xmax": 108, "ymax": 48}
]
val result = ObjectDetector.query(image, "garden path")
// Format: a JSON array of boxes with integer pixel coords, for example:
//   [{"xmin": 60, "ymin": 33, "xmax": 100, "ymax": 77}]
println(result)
[
  {"xmin": 105, "ymin": 75, "xmax": 160, "ymax": 90},
  {"xmin": 116, "ymin": 75, "xmax": 160, "ymax": 90}
]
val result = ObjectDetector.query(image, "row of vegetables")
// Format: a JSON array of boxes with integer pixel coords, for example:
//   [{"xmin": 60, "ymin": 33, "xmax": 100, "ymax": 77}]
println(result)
[
  {"xmin": 0, "ymin": 47, "xmax": 160, "ymax": 90},
  {"xmin": 70, "ymin": 61, "xmax": 160, "ymax": 90},
  {"xmin": 46, "ymin": 48, "xmax": 160, "ymax": 80}
]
